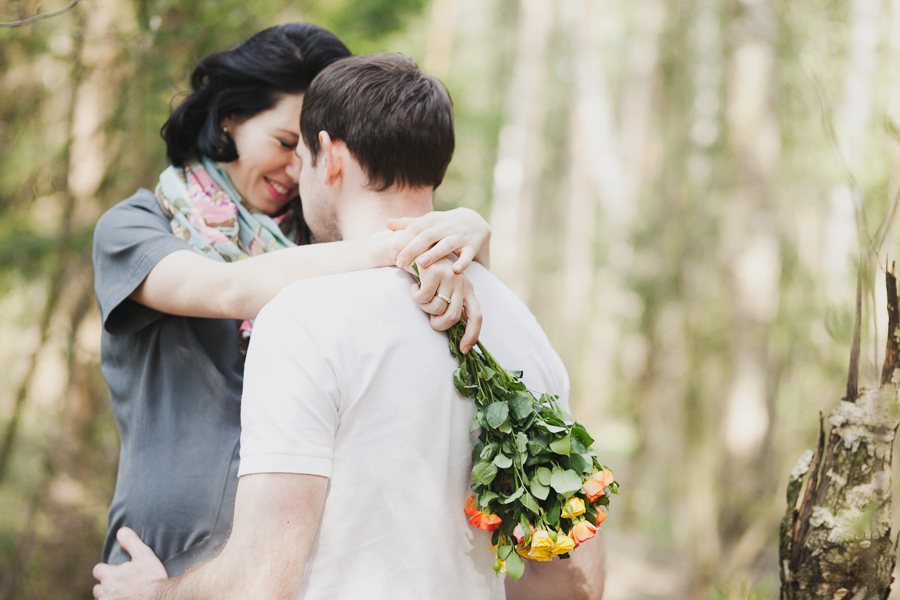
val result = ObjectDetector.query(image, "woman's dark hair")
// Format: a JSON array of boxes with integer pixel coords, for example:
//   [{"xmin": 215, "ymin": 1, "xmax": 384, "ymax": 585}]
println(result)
[{"xmin": 162, "ymin": 23, "xmax": 351, "ymax": 167}]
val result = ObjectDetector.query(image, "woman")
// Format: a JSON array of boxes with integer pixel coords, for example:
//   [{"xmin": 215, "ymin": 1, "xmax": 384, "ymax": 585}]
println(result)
[{"xmin": 92, "ymin": 23, "xmax": 490, "ymax": 576}]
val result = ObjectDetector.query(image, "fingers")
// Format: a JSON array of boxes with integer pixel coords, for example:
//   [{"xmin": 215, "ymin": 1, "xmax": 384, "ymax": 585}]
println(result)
[
  {"xmin": 93, "ymin": 583, "xmax": 102, "ymax": 599},
  {"xmin": 411, "ymin": 271, "xmax": 440, "ymax": 304},
  {"xmin": 393, "ymin": 230, "xmax": 444, "ymax": 269},
  {"xmin": 459, "ymin": 293, "xmax": 483, "ymax": 353},
  {"xmin": 453, "ymin": 247, "xmax": 476, "ymax": 274},
  {"xmin": 117, "ymin": 527, "xmax": 152, "ymax": 561},
  {"xmin": 429, "ymin": 289, "xmax": 465, "ymax": 332},
  {"xmin": 93, "ymin": 562, "xmax": 110, "ymax": 581},
  {"xmin": 385, "ymin": 216, "xmax": 415, "ymax": 231}
]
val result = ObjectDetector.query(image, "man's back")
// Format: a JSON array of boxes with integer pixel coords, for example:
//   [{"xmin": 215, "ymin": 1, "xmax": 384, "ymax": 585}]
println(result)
[{"xmin": 239, "ymin": 264, "xmax": 569, "ymax": 600}]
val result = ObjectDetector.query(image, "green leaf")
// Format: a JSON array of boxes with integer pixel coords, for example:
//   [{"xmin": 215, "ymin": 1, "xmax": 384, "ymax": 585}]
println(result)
[
  {"xmin": 509, "ymin": 370, "xmax": 523, "ymax": 380},
  {"xmin": 499, "ymin": 543, "xmax": 513, "ymax": 561},
  {"xmin": 546, "ymin": 499, "xmax": 561, "ymax": 525},
  {"xmin": 570, "ymin": 436, "xmax": 589, "ymax": 455},
  {"xmin": 572, "ymin": 420, "xmax": 595, "ymax": 446},
  {"xmin": 454, "ymin": 367, "xmax": 470, "ymax": 395},
  {"xmin": 535, "ymin": 467, "xmax": 552, "ymax": 485},
  {"xmin": 506, "ymin": 551, "xmax": 525, "ymax": 581},
  {"xmin": 493, "ymin": 453, "xmax": 513, "ymax": 469},
  {"xmin": 525, "ymin": 455, "xmax": 551, "ymax": 467},
  {"xmin": 509, "ymin": 393, "xmax": 533, "ymax": 421},
  {"xmin": 566, "ymin": 453, "xmax": 587, "ymax": 474},
  {"xmin": 514, "ymin": 432, "xmax": 529, "ymax": 453},
  {"xmin": 485, "ymin": 402, "xmax": 509, "ymax": 428},
  {"xmin": 480, "ymin": 442, "xmax": 500, "ymax": 461},
  {"xmin": 478, "ymin": 491, "xmax": 499, "ymax": 507},
  {"xmin": 530, "ymin": 431, "xmax": 550, "ymax": 448},
  {"xmin": 543, "ymin": 423, "xmax": 567, "ymax": 434},
  {"xmin": 472, "ymin": 442, "xmax": 484, "ymax": 463},
  {"xmin": 530, "ymin": 479, "xmax": 550, "ymax": 500},
  {"xmin": 470, "ymin": 411, "xmax": 482, "ymax": 432},
  {"xmin": 550, "ymin": 468, "xmax": 583, "ymax": 495},
  {"xmin": 520, "ymin": 491, "xmax": 541, "ymax": 515},
  {"xmin": 549, "ymin": 434, "xmax": 572, "ymax": 456},
  {"xmin": 472, "ymin": 460, "xmax": 498, "ymax": 485},
  {"xmin": 503, "ymin": 488, "xmax": 525, "ymax": 504},
  {"xmin": 498, "ymin": 419, "xmax": 512, "ymax": 434},
  {"xmin": 480, "ymin": 366, "xmax": 496, "ymax": 380}
]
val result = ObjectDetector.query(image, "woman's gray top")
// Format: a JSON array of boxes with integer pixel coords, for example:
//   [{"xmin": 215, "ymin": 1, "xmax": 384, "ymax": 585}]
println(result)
[{"xmin": 92, "ymin": 189, "xmax": 243, "ymax": 576}]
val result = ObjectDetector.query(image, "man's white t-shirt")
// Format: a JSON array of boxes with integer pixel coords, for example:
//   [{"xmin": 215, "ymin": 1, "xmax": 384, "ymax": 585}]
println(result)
[{"xmin": 239, "ymin": 264, "xmax": 570, "ymax": 600}]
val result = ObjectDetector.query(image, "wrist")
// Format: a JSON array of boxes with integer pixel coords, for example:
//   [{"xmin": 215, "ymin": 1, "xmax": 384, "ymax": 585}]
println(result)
[{"xmin": 365, "ymin": 230, "xmax": 395, "ymax": 268}]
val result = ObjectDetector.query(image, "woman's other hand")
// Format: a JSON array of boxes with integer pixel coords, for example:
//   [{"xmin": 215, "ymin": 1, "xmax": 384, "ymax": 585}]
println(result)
[
  {"xmin": 92, "ymin": 527, "xmax": 167, "ymax": 600},
  {"xmin": 408, "ymin": 257, "xmax": 482, "ymax": 354},
  {"xmin": 387, "ymin": 207, "xmax": 491, "ymax": 274}
]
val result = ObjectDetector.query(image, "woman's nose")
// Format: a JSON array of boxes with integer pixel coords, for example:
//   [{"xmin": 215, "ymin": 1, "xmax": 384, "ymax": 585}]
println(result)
[{"xmin": 285, "ymin": 151, "xmax": 301, "ymax": 182}]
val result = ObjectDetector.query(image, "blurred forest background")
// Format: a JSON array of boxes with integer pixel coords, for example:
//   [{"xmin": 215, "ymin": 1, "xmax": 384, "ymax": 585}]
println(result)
[{"xmin": 1, "ymin": 0, "xmax": 899, "ymax": 598}]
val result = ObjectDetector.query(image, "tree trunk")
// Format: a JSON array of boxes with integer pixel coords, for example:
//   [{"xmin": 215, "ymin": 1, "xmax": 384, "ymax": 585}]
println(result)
[{"xmin": 780, "ymin": 269, "xmax": 900, "ymax": 600}]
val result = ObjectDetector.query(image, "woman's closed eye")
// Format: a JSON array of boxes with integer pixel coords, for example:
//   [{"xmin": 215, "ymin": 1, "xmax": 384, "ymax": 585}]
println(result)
[{"xmin": 277, "ymin": 138, "xmax": 296, "ymax": 150}]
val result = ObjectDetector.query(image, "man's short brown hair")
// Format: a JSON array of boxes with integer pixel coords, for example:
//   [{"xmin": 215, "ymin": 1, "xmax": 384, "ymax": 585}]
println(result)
[{"xmin": 300, "ymin": 54, "xmax": 455, "ymax": 191}]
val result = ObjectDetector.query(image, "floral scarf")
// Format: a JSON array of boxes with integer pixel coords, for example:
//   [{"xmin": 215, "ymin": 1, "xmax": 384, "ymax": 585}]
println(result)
[{"xmin": 155, "ymin": 157, "xmax": 299, "ymax": 351}]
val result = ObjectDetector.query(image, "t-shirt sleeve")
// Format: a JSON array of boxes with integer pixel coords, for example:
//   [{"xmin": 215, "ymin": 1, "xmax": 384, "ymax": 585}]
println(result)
[
  {"xmin": 92, "ymin": 190, "xmax": 191, "ymax": 335},
  {"xmin": 238, "ymin": 287, "xmax": 341, "ymax": 478}
]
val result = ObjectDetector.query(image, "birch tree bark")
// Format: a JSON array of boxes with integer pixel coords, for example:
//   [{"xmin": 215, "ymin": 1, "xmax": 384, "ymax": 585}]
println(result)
[
  {"xmin": 488, "ymin": 0, "xmax": 553, "ymax": 303},
  {"xmin": 780, "ymin": 269, "xmax": 899, "ymax": 600}
]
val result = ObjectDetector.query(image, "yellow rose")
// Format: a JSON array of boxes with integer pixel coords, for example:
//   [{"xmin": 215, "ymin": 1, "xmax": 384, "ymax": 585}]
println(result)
[
  {"xmin": 551, "ymin": 534, "xmax": 576, "ymax": 556},
  {"xmin": 561, "ymin": 497, "xmax": 586, "ymax": 519},
  {"xmin": 530, "ymin": 530, "xmax": 554, "ymax": 550}
]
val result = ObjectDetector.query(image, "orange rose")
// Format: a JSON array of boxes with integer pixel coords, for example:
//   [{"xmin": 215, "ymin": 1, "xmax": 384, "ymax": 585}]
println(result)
[
  {"xmin": 469, "ymin": 511, "xmax": 502, "ymax": 532},
  {"xmin": 583, "ymin": 470, "xmax": 614, "ymax": 502},
  {"xmin": 464, "ymin": 496, "xmax": 479, "ymax": 517},
  {"xmin": 561, "ymin": 497, "xmax": 586, "ymax": 519},
  {"xmin": 572, "ymin": 520, "xmax": 597, "ymax": 545},
  {"xmin": 593, "ymin": 506, "xmax": 608, "ymax": 526},
  {"xmin": 583, "ymin": 478, "xmax": 604, "ymax": 502},
  {"xmin": 595, "ymin": 469, "xmax": 614, "ymax": 487}
]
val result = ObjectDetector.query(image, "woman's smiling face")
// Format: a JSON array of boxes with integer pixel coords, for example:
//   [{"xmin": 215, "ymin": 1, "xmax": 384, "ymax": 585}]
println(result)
[{"xmin": 218, "ymin": 93, "xmax": 304, "ymax": 216}]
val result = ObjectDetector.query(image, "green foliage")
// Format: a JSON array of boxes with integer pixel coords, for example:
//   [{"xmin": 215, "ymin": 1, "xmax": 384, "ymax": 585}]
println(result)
[{"xmin": 446, "ymin": 319, "xmax": 616, "ymax": 579}]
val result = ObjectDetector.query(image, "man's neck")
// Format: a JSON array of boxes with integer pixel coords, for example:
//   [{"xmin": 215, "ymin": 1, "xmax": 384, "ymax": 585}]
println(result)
[{"xmin": 338, "ymin": 186, "xmax": 434, "ymax": 241}]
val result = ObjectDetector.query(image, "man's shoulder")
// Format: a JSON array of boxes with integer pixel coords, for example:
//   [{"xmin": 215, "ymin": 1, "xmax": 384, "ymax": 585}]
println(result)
[{"xmin": 274, "ymin": 267, "xmax": 411, "ymax": 308}]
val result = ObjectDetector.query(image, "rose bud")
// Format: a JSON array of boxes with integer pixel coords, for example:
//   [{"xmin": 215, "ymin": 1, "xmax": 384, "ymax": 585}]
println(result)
[
  {"xmin": 593, "ymin": 506, "xmax": 608, "ymax": 526},
  {"xmin": 561, "ymin": 497, "xmax": 586, "ymax": 519}
]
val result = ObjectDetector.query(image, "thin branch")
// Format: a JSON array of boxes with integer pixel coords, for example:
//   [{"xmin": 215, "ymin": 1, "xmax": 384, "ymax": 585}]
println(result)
[{"xmin": 0, "ymin": 0, "xmax": 80, "ymax": 28}]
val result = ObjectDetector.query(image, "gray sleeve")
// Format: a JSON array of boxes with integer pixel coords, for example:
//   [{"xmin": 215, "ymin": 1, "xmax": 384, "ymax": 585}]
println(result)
[{"xmin": 92, "ymin": 189, "xmax": 191, "ymax": 335}]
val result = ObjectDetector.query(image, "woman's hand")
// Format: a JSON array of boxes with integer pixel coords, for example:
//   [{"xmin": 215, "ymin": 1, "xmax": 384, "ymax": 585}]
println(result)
[
  {"xmin": 92, "ymin": 527, "xmax": 167, "ymax": 600},
  {"xmin": 387, "ymin": 208, "xmax": 491, "ymax": 274},
  {"xmin": 407, "ymin": 257, "xmax": 482, "ymax": 353}
]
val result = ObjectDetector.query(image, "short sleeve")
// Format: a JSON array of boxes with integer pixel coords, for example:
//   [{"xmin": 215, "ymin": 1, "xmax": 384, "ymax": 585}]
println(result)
[
  {"xmin": 238, "ymin": 288, "xmax": 341, "ymax": 478},
  {"xmin": 92, "ymin": 190, "xmax": 191, "ymax": 335}
]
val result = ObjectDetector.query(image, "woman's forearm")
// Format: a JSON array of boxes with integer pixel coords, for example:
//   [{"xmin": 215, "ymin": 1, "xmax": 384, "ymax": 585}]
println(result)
[{"xmin": 131, "ymin": 232, "xmax": 393, "ymax": 320}]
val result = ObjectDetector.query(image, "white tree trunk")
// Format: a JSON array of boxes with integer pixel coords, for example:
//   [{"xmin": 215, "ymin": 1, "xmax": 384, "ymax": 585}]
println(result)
[{"xmin": 488, "ymin": 0, "xmax": 554, "ymax": 302}]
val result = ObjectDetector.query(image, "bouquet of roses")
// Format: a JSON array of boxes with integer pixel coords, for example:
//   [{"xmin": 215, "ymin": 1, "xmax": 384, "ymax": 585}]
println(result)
[{"xmin": 446, "ymin": 322, "xmax": 618, "ymax": 580}]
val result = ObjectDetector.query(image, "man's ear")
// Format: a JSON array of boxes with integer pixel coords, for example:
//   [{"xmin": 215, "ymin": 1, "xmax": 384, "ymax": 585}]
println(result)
[{"xmin": 319, "ymin": 131, "xmax": 343, "ymax": 186}]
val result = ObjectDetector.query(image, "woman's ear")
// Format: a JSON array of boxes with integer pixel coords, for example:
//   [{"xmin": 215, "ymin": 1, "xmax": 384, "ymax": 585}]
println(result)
[{"xmin": 319, "ymin": 131, "xmax": 343, "ymax": 185}]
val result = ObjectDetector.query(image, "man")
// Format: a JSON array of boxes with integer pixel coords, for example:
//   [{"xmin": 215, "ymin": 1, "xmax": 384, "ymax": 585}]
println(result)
[{"xmin": 93, "ymin": 53, "xmax": 604, "ymax": 600}]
